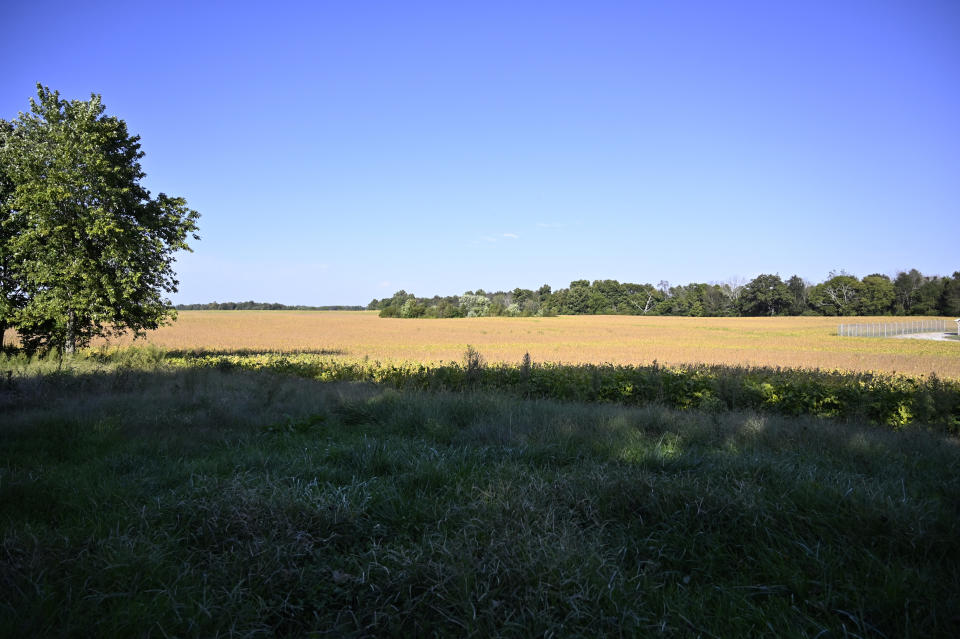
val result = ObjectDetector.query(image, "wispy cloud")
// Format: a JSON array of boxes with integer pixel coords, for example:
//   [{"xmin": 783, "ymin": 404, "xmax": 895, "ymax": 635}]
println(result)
[
  {"xmin": 536, "ymin": 222, "xmax": 567, "ymax": 229},
  {"xmin": 473, "ymin": 232, "xmax": 519, "ymax": 245},
  {"xmin": 378, "ymin": 280, "xmax": 392, "ymax": 288}
]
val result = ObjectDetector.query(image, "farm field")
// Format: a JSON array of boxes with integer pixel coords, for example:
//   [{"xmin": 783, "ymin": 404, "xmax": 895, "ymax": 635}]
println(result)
[{"xmin": 103, "ymin": 311, "xmax": 960, "ymax": 378}]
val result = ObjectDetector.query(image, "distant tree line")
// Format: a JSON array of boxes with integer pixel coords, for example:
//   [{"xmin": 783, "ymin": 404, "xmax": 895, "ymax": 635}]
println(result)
[
  {"xmin": 369, "ymin": 269, "xmax": 960, "ymax": 319},
  {"xmin": 176, "ymin": 301, "xmax": 363, "ymax": 311}
]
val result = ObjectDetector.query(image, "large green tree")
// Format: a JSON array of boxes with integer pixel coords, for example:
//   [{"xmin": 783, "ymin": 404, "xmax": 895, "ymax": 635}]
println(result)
[
  {"xmin": 738, "ymin": 274, "xmax": 792, "ymax": 316},
  {"xmin": 810, "ymin": 274, "xmax": 862, "ymax": 316},
  {"xmin": 785, "ymin": 275, "xmax": 810, "ymax": 315},
  {"xmin": 0, "ymin": 85, "xmax": 199, "ymax": 353},
  {"xmin": 0, "ymin": 118, "xmax": 26, "ymax": 349},
  {"xmin": 858, "ymin": 274, "xmax": 895, "ymax": 315},
  {"xmin": 940, "ymin": 272, "xmax": 960, "ymax": 317},
  {"xmin": 910, "ymin": 277, "xmax": 945, "ymax": 316},
  {"xmin": 893, "ymin": 269, "xmax": 925, "ymax": 314}
]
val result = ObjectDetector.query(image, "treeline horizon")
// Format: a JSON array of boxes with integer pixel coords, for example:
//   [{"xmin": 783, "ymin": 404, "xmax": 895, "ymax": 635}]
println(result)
[
  {"xmin": 370, "ymin": 269, "xmax": 960, "ymax": 319},
  {"xmin": 175, "ymin": 301, "xmax": 363, "ymax": 311}
]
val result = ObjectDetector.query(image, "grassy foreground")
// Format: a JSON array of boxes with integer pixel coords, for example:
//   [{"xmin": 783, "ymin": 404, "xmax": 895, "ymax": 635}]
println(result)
[
  {"xmin": 161, "ymin": 349, "xmax": 960, "ymax": 430},
  {"xmin": 1, "ymin": 353, "xmax": 960, "ymax": 637}
]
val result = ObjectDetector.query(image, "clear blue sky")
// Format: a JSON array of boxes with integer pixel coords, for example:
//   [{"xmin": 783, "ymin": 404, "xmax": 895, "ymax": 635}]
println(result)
[{"xmin": 3, "ymin": 0, "xmax": 958, "ymax": 305}]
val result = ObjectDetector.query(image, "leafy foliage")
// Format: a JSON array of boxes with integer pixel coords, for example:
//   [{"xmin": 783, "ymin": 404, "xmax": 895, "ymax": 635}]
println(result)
[
  {"xmin": 373, "ymin": 268, "xmax": 960, "ymax": 320},
  {"xmin": 3, "ymin": 352, "xmax": 959, "ymax": 636},
  {"xmin": 0, "ymin": 85, "xmax": 199, "ymax": 352},
  {"xmin": 164, "ymin": 350, "xmax": 960, "ymax": 431},
  {"xmin": 737, "ymin": 273, "xmax": 792, "ymax": 316}
]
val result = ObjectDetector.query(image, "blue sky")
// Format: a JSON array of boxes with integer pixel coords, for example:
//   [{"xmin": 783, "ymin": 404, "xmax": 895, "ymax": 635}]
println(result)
[{"xmin": 3, "ymin": 1, "xmax": 958, "ymax": 305}]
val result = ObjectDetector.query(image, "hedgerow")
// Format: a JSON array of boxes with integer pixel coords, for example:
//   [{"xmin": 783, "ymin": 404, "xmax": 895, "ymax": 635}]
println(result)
[{"xmin": 162, "ymin": 352, "xmax": 960, "ymax": 431}]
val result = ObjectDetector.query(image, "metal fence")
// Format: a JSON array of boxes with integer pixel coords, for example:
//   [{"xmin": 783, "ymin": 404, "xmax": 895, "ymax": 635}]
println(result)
[{"xmin": 838, "ymin": 319, "xmax": 953, "ymax": 337}]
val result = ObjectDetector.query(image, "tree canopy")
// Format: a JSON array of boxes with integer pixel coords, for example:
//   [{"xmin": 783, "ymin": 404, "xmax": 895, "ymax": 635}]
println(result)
[
  {"xmin": 737, "ymin": 274, "xmax": 792, "ymax": 316},
  {"xmin": 370, "ymin": 268, "xmax": 960, "ymax": 320},
  {"xmin": 0, "ymin": 85, "xmax": 199, "ymax": 352}
]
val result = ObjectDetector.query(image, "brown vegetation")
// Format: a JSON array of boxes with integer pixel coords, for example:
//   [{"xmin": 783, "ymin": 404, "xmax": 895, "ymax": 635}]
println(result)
[{"xmin": 61, "ymin": 311, "xmax": 960, "ymax": 378}]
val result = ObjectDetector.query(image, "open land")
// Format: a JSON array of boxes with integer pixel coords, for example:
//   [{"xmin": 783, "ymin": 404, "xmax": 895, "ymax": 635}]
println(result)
[
  {"xmin": 107, "ymin": 311, "xmax": 960, "ymax": 378},
  {"xmin": 2, "ymin": 354, "xmax": 959, "ymax": 637},
  {"xmin": 3, "ymin": 314, "xmax": 960, "ymax": 637}
]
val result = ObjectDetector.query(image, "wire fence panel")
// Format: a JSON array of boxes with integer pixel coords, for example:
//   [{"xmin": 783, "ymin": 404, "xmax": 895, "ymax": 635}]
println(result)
[{"xmin": 837, "ymin": 319, "xmax": 952, "ymax": 337}]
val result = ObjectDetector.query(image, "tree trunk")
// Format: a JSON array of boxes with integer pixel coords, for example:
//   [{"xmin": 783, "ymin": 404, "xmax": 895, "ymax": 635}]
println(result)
[
  {"xmin": 65, "ymin": 308, "xmax": 76, "ymax": 355},
  {"xmin": 0, "ymin": 320, "xmax": 6, "ymax": 351}
]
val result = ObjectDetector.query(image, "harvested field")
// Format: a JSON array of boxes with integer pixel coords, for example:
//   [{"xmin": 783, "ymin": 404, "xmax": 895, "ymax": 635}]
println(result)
[{"xmin": 76, "ymin": 311, "xmax": 960, "ymax": 378}]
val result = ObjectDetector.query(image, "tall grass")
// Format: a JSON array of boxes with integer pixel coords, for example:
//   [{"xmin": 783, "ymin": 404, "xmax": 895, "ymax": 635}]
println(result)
[
  {"xmin": 1, "ymin": 352, "xmax": 959, "ymax": 636},
  {"xmin": 160, "ymin": 350, "xmax": 960, "ymax": 431}
]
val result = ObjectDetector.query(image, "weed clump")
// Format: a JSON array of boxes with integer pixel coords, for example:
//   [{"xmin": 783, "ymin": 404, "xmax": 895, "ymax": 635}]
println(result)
[{"xmin": 463, "ymin": 344, "xmax": 485, "ymax": 386}]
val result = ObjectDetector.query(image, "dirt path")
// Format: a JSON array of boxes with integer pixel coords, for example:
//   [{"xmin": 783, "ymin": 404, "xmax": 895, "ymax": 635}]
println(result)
[{"xmin": 893, "ymin": 332, "xmax": 958, "ymax": 341}]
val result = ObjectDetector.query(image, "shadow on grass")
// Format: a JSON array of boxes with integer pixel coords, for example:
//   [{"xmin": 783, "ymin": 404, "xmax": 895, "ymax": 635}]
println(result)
[
  {"xmin": 1, "ymin": 362, "xmax": 959, "ymax": 638},
  {"xmin": 146, "ymin": 350, "xmax": 960, "ymax": 432}
]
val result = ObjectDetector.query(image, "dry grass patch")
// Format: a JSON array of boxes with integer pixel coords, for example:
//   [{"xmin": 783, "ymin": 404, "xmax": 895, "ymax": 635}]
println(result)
[
  {"xmin": 5, "ymin": 311, "xmax": 958, "ymax": 377},
  {"xmin": 87, "ymin": 312, "xmax": 960, "ymax": 378}
]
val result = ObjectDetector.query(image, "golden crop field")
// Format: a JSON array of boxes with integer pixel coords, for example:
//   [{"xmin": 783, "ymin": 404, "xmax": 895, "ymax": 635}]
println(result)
[{"xmin": 90, "ymin": 311, "xmax": 960, "ymax": 378}]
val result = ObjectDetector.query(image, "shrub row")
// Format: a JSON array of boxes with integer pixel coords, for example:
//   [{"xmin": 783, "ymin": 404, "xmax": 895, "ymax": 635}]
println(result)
[{"xmin": 165, "ymin": 352, "xmax": 960, "ymax": 431}]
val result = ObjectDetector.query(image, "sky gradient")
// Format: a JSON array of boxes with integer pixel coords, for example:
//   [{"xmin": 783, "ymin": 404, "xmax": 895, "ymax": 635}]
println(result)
[{"xmin": 3, "ymin": 0, "xmax": 958, "ymax": 305}]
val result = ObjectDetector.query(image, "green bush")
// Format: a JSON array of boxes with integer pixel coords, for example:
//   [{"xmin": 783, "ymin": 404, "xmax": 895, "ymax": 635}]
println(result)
[{"xmin": 161, "ymin": 351, "xmax": 960, "ymax": 431}]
